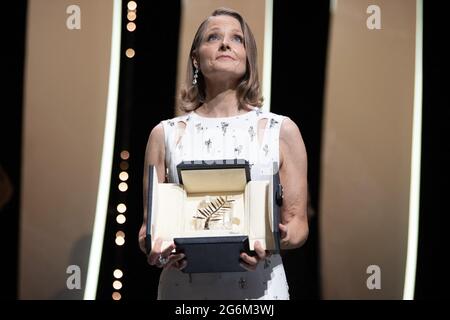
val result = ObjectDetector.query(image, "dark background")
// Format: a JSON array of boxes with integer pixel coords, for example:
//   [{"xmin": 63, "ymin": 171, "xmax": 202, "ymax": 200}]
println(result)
[{"xmin": 1, "ymin": 0, "xmax": 448, "ymax": 300}]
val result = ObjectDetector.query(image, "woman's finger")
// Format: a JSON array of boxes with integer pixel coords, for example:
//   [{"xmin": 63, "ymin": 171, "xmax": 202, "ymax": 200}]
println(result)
[
  {"xmin": 148, "ymin": 239, "xmax": 175, "ymax": 266},
  {"xmin": 178, "ymin": 259, "xmax": 188, "ymax": 270},
  {"xmin": 278, "ymin": 223, "xmax": 290, "ymax": 247},
  {"xmin": 161, "ymin": 243, "xmax": 176, "ymax": 256},
  {"xmin": 169, "ymin": 256, "xmax": 187, "ymax": 270},
  {"xmin": 240, "ymin": 252, "xmax": 259, "ymax": 266},
  {"xmin": 253, "ymin": 241, "xmax": 267, "ymax": 260},
  {"xmin": 165, "ymin": 253, "xmax": 185, "ymax": 269},
  {"xmin": 279, "ymin": 223, "xmax": 288, "ymax": 238}
]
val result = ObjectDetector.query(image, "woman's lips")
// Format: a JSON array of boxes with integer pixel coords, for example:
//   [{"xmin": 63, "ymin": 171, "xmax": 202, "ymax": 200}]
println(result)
[{"xmin": 216, "ymin": 55, "xmax": 235, "ymax": 60}]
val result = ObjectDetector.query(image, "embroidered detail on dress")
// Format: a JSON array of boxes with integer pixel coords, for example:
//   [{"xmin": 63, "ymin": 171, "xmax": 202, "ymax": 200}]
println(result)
[
  {"xmin": 186, "ymin": 115, "xmax": 191, "ymax": 122},
  {"xmin": 256, "ymin": 108, "xmax": 263, "ymax": 116},
  {"xmin": 269, "ymin": 118, "xmax": 279, "ymax": 128},
  {"xmin": 248, "ymin": 126, "xmax": 255, "ymax": 141},
  {"xmin": 221, "ymin": 122, "xmax": 229, "ymax": 135},
  {"xmin": 234, "ymin": 145, "xmax": 243, "ymax": 156},
  {"xmin": 205, "ymin": 139, "xmax": 212, "ymax": 153},
  {"xmin": 167, "ymin": 120, "xmax": 174, "ymax": 126},
  {"xmin": 195, "ymin": 123, "xmax": 204, "ymax": 133},
  {"xmin": 263, "ymin": 144, "xmax": 269, "ymax": 156}
]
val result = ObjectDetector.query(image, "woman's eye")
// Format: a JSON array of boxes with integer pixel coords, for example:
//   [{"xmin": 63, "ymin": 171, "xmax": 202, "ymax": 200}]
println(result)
[
  {"xmin": 207, "ymin": 34, "xmax": 220, "ymax": 41},
  {"xmin": 233, "ymin": 35, "xmax": 243, "ymax": 43}
]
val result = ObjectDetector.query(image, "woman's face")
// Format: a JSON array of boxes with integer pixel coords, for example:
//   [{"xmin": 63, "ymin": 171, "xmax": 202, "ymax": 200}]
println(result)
[{"xmin": 195, "ymin": 15, "xmax": 247, "ymax": 83}]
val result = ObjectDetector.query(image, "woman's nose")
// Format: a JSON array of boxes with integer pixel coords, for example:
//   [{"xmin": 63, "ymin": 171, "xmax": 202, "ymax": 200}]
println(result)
[{"xmin": 219, "ymin": 39, "xmax": 231, "ymax": 50}]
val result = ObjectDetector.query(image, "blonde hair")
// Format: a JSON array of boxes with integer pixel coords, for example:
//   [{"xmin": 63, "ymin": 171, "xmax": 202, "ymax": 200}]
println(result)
[{"xmin": 179, "ymin": 7, "xmax": 263, "ymax": 112}]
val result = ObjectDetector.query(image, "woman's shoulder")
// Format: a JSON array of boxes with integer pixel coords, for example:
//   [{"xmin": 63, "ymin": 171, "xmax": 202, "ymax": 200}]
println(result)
[
  {"xmin": 254, "ymin": 108, "xmax": 302, "ymax": 138},
  {"xmin": 160, "ymin": 111, "xmax": 193, "ymax": 128},
  {"xmin": 254, "ymin": 106, "xmax": 284, "ymax": 117},
  {"xmin": 254, "ymin": 107, "xmax": 289, "ymax": 126}
]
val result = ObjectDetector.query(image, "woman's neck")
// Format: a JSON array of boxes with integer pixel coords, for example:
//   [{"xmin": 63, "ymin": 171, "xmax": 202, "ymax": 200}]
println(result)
[{"xmin": 198, "ymin": 89, "xmax": 247, "ymax": 117}]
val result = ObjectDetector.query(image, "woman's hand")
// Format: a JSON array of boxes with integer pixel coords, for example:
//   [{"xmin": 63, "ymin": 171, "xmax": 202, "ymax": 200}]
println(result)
[
  {"xmin": 279, "ymin": 223, "xmax": 290, "ymax": 247},
  {"xmin": 147, "ymin": 238, "xmax": 187, "ymax": 270},
  {"xmin": 239, "ymin": 241, "xmax": 271, "ymax": 271},
  {"xmin": 279, "ymin": 219, "xmax": 308, "ymax": 249}
]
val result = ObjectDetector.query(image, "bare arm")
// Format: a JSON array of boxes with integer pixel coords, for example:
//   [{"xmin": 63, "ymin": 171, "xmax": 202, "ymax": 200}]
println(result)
[
  {"xmin": 138, "ymin": 123, "xmax": 166, "ymax": 254},
  {"xmin": 138, "ymin": 122, "xmax": 187, "ymax": 270},
  {"xmin": 278, "ymin": 117, "xmax": 309, "ymax": 249},
  {"xmin": 240, "ymin": 117, "xmax": 309, "ymax": 269}
]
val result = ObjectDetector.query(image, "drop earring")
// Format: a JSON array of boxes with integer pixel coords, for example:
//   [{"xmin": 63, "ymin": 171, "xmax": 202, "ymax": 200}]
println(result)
[{"xmin": 192, "ymin": 66, "xmax": 199, "ymax": 85}]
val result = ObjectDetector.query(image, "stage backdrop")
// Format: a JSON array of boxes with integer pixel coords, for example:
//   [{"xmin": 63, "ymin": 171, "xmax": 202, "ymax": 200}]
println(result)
[
  {"xmin": 320, "ymin": 0, "xmax": 420, "ymax": 299},
  {"xmin": 19, "ymin": 0, "xmax": 117, "ymax": 299}
]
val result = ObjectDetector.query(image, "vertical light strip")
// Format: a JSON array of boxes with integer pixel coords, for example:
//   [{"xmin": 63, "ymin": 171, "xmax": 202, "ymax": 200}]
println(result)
[
  {"xmin": 330, "ymin": 0, "xmax": 338, "ymax": 13},
  {"xmin": 84, "ymin": 0, "xmax": 122, "ymax": 300},
  {"xmin": 403, "ymin": 0, "xmax": 423, "ymax": 300},
  {"xmin": 262, "ymin": 0, "xmax": 273, "ymax": 112}
]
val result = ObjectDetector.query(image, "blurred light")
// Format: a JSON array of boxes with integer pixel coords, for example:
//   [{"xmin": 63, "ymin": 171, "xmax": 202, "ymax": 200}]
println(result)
[
  {"xmin": 115, "ymin": 236, "xmax": 125, "ymax": 246},
  {"xmin": 127, "ymin": 22, "xmax": 136, "ymax": 32},
  {"xmin": 120, "ymin": 150, "xmax": 129, "ymax": 160},
  {"xmin": 118, "ymin": 182, "xmax": 128, "ymax": 192},
  {"xmin": 112, "ymin": 292, "xmax": 121, "ymax": 300},
  {"xmin": 116, "ymin": 231, "xmax": 125, "ymax": 238},
  {"xmin": 125, "ymin": 48, "xmax": 135, "ymax": 58},
  {"xmin": 115, "ymin": 231, "xmax": 125, "ymax": 246},
  {"xmin": 113, "ymin": 269, "xmax": 123, "ymax": 279},
  {"xmin": 119, "ymin": 171, "xmax": 129, "ymax": 181},
  {"xmin": 120, "ymin": 161, "xmax": 129, "ymax": 170},
  {"xmin": 113, "ymin": 280, "xmax": 122, "ymax": 290},
  {"xmin": 116, "ymin": 214, "xmax": 126, "ymax": 224},
  {"xmin": 117, "ymin": 203, "xmax": 127, "ymax": 213},
  {"xmin": 127, "ymin": 11, "xmax": 136, "ymax": 21},
  {"xmin": 127, "ymin": 1, "xmax": 137, "ymax": 10}
]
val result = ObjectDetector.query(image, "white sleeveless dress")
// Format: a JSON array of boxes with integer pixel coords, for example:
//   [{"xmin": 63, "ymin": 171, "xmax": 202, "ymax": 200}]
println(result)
[{"xmin": 158, "ymin": 106, "xmax": 290, "ymax": 300}]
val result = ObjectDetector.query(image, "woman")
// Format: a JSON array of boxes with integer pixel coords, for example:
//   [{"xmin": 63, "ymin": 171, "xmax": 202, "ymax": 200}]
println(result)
[{"xmin": 138, "ymin": 7, "xmax": 308, "ymax": 300}]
